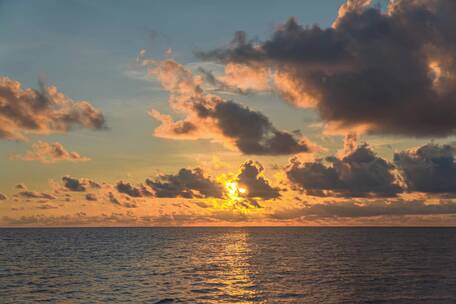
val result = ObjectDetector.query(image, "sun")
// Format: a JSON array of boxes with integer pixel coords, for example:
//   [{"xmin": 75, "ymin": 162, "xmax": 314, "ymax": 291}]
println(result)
[
  {"xmin": 213, "ymin": 175, "xmax": 251, "ymax": 210},
  {"xmin": 225, "ymin": 181, "xmax": 247, "ymax": 201}
]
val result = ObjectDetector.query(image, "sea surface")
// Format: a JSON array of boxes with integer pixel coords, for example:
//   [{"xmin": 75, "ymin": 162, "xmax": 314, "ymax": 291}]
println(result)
[{"xmin": 1, "ymin": 227, "xmax": 456, "ymax": 303}]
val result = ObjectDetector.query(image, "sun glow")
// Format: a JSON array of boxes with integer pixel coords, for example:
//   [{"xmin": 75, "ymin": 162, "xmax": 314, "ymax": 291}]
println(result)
[
  {"xmin": 225, "ymin": 181, "xmax": 247, "ymax": 200},
  {"xmin": 211, "ymin": 176, "xmax": 254, "ymax": 211}
]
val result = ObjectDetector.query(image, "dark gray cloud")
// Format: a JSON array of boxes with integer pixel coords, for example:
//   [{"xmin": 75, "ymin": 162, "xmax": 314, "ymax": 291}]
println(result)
[
  {"xmin": 199, "ymin": 0, "xmax": 456, "ymax": 137},
  {"xmin": 0, "ymin": 77, "xmax": 106, "ymax": 140},
  {"xmin": 201, "ymin": 100, "xmax": 310, "ymax": 155},
  {"xmin": 286, "ymin": 144, "xmax": 402, "ymax": 197},
  {"xmin": 237, "ymin": 160, "xmax": 280, "ymax": 200},
  {"xmin": 395, "ymin": 143, "xmax": 456, "ymax": 193},
  {"xmin": 146, "ymin": 168, "xmax": 224, "ymax": 198},
  {"xmin": 62, "ymin": 176, "xmax": 100, "ymax": 192},
  {"xmin": 116, "ymin": 181, "xmax": 153, "ymax": 197},
  {"xmin": 62, "ymin": 176, "xmax": 86, "ymax": 192}
]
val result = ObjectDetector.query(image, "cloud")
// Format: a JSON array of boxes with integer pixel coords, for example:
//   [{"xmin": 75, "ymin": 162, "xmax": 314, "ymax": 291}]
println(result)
[
  {"xmin": 15, "ymin": 184, "xmax": 27, "ymax": 190},
  {"xmin": 332, "ymin": 0, "xmax": 372, "ymax": 28},
  {"xmin": 140, "ymin": 55, "xmax": 312, "ymax": 155},
  {"xmin": 66, "ymin": 159, "xmax": 280, "ymax": 206},
  {"xmin": 11, "ymin": 141, "xmax": 90, "ymax": 164},
  {"xmin": 146, "ymin": 168, "xmax": 224, "ymax": 198},
  {"xmin": 1, "ymin": 212, "xmax": 141, "ymax": 227},
  {"xmin": 199, "ymin": 0, "xmax": 456, "ymax": 137},
  {"xmin": 198, "ymin": 63, "xmax": 271, "ymax": 95},
  {"xmin": 205, "ymin": 100, "xmax": 312, "ymax": 155},
  {"xmin": 85, "ymin": 193, "xmax": 97, "ymax": 201},
  {"xmin": 394, "ymin": 143, "xmax": 456, "ymax": 193},
  {"xmin": 0, "ymin": 193, "xmax": 7, "ymax": 200},
  {"xmin": 116, "ymin": 181, "xmax": 153, "ymax": 197},
  {"xmin": 35, "ymin": 204, "xmax": 58, "ymax": 210},
  {"xmin": 15, "ymin": 191, "xmax": 56, "ymax": 200},
  {"xmin": 0, "ymin": 77, "xmax": 106, "ymax": 140},
  {"xmin": 286, "ymin": 143, "xmax": 403, "ymax": 197},
  {"xmin": 0, "ymin": 210, "xmax": 252, "ymax": 227},
  {"xmin": 108, "ymin": 192, "xmax": 138, "ymax": 208},
  {"xmin": 194, "ymin": 201, "xmax": 211, "ymax": 208},
  {"xmin": 271, "ymin": 200, "xmax": 456, "ymax": 220},
  {"xmin": 62, "ymin": 176, "xmax": 100, "ymax": 192},
  {"xmin": 236, "ymin": 160, "xmax": 280, "ymax": 200}
]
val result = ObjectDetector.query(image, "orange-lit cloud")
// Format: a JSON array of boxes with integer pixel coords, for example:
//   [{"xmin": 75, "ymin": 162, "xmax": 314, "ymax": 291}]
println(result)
[
  {"xmin": 11, "ymin": 141, "xmax": 90, "ymax": 164},
  {"xmin": 270, "ymin": 200, "xmax": 456, "ymax": 221},
  {"xmin": 0, "ymin": 77, "xmax": 106, "ymax": 140},
  {"xmin": 332, "ymin": 0, "xmax": 371, "ymax": 28},
  {"xmin": 139, "ymin": 54, "xmax": 314, "ymax": 155},
  {"xmin": 200, "ymin": 0, "xmax": 456, "ymax": 137},
  {"xmin": 14, "ymin": 190, "xmax": 57, "ymax": 201}
]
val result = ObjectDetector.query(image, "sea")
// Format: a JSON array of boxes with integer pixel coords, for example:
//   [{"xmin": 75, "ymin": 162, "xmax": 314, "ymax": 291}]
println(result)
[{"xmin": 1, "ymin": 227, "xmax": 456, "ymax": 303}]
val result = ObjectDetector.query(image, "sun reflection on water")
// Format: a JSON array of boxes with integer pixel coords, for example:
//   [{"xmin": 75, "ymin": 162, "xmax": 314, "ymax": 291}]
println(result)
[
  {"xmin": 217, "ymin": 231, "xmax": 261, "ymax": 303},
  {"xmin": 188, "ymin": 229, "xmax": 264, "ymax": 303}
]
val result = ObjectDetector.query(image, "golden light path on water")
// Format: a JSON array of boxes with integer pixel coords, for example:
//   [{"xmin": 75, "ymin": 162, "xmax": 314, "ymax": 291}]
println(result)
[{"xmin": 218, "ymin": 231, "xmax": 259, "ymax": 303}]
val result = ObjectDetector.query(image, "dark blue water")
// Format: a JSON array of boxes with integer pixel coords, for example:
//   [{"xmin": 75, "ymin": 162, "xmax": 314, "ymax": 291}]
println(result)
[{"xmin": 1, "ymin": 228, "xmax": 456, "ymax": 303}]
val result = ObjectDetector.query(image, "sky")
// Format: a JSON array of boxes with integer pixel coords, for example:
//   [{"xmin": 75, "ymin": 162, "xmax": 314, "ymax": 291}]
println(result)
[{"xmin": 2, "ymin": 0, "xmax": 456, "ymax": 226}]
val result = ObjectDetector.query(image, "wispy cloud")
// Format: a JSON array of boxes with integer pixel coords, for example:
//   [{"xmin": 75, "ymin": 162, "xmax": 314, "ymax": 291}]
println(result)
[{"xmin": 11, "ymin": 141, "xmax": 90, "ymax": 164}]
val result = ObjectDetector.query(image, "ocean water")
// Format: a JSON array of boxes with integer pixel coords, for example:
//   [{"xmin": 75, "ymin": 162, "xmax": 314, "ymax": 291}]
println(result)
[{"xmin": 1, "ymin": 228, "xmax": 456, "ymax": 303}]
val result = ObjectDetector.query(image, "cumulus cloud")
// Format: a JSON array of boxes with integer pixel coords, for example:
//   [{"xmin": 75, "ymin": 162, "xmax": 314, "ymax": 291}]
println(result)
[
  {"xmin": 394, "ymin": 143, "xmax": 456, "ymax": 193},
  {"xmin": 146, "ymin": 168, "xmax": 224, "ymax": 198},
  {"xmin": 0, "ymin": 77, "xmax": 106, "ymax": 140},
  {"xmin": 286, "ymin": 144, "xmax": 403, "ymax": 197},
  {"xmin": 69, "ymin": 158, "xmax": 282, "ymax": 205},
  {"xmin": 116, "ymin": 181, "xmax": 153, "ymax": 197},
  {"xmin": 332, "ymin": 0, "xmax": 372, "ymax": 28},
  {"xmin": 11, "ymin": 141, "xmax": 90, "ymax": 164},
  {"xmin": 236, "ymin": 160, "xmax": 280, "ymax": 200},
  {"xmin": 140, "ymin": 55, "xmax": 312, "ymax": 155},
  {"xmin": 199, "ymin": 0, "xmax": 456, "ymax": 137},
  {"xmin": 62, "ymin": 176, "xmax": 100, "ymax": 192},
  {"xmin": 0, "ymin": 193, "xmax": 7, "ymax": 200}
]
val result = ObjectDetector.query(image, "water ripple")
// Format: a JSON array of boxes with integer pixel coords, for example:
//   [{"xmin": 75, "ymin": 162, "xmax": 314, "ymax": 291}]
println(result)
[{"xmin": 1, "ymin": 227, "xmax": 456, "ymax": 303}]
